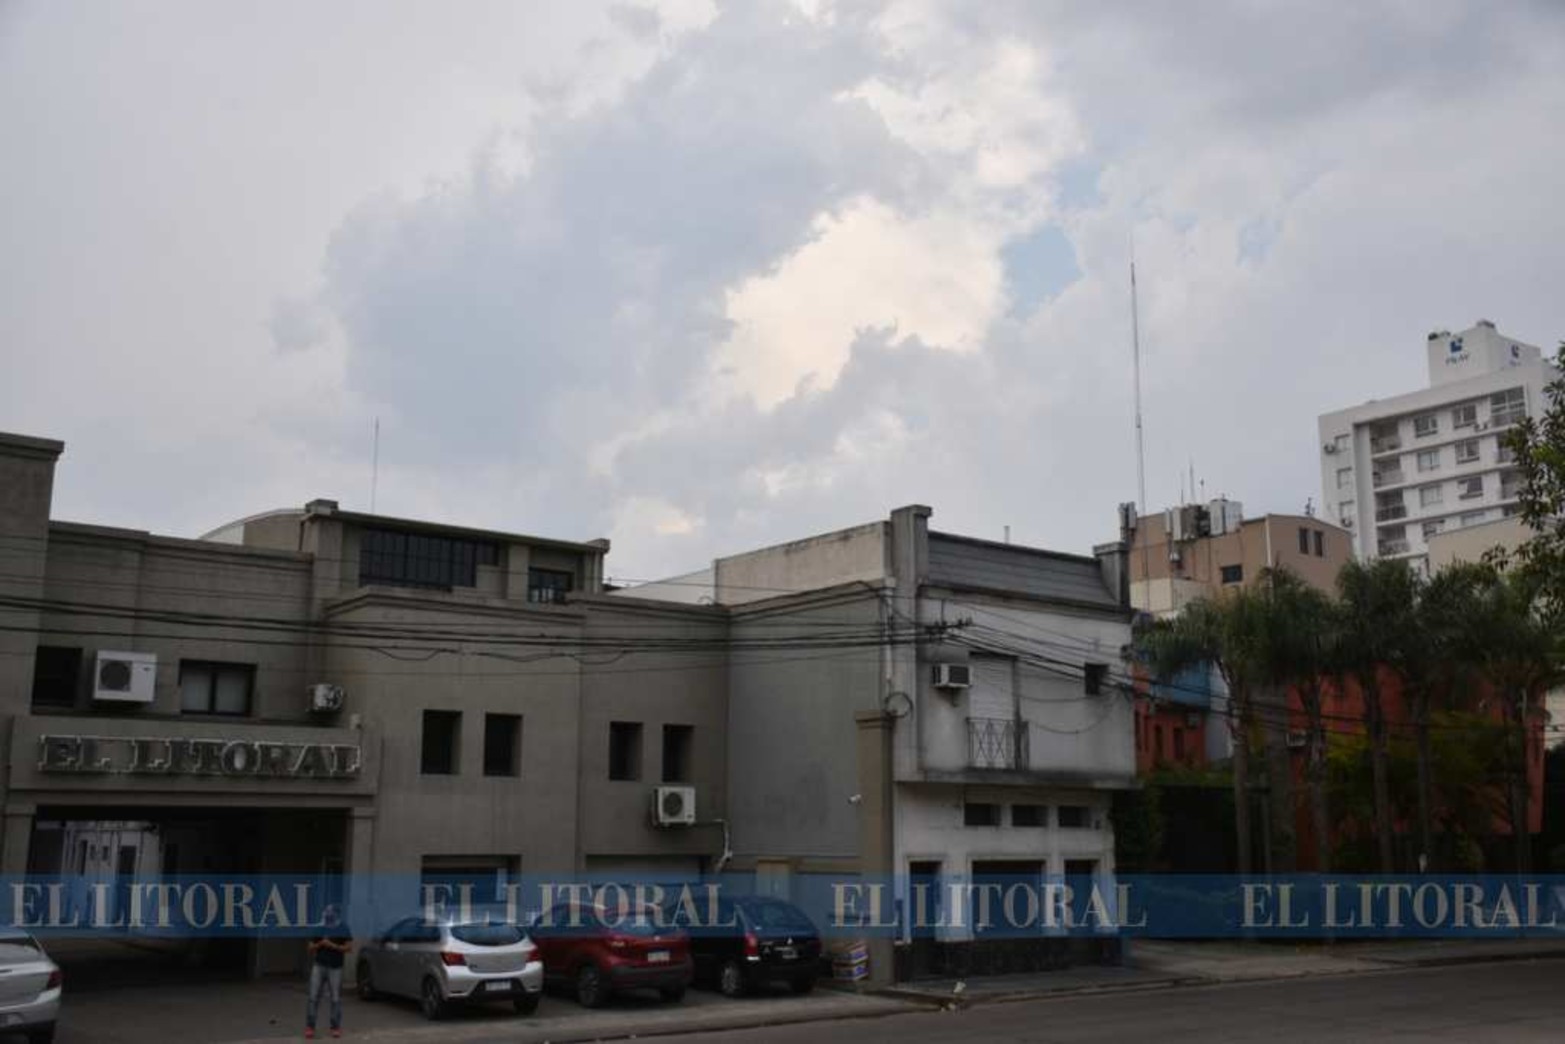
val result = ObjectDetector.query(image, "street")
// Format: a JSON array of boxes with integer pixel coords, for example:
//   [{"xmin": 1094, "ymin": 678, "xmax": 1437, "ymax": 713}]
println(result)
[{"xmin": 649, "ymin": 960, "xmax": 1564, "ymax": 1044}]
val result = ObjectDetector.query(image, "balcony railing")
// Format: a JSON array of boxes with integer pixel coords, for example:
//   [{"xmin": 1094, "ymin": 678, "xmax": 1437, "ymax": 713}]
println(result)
[
  {"xmin": 1378, "ymin": 539, "xmax": 1411, "ymax": 556},
  {"xmin": 967, "ymin": 716, "xmax": 1029, "ymax": 771},
  {"xmin": 1370, "ymin": 436, "xmax": 1402, "ymax": 455},
  {"xmin": 1372, "ymin": 469, "xmax": 1405, "ymax": 489},
  {"xmin": 1375, "ymin": 505, "xmax": 1408, "ymax": 523}
]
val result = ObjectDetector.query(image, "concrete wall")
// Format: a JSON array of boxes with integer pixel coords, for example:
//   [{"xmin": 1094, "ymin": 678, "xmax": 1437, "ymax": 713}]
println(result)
[
  {"xmin": 715, "ymin": 522, "xmax": 888, "ymax": 606},
  {"xmin": 1426, "ymin": 515, "xmax": 1529, "ymax": 572}
]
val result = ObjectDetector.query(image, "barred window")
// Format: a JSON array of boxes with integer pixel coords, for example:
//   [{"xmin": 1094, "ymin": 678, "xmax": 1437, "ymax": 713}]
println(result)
[{"xmin": 359, "ymin": 527, "xmax": 497, "ymax": 590}]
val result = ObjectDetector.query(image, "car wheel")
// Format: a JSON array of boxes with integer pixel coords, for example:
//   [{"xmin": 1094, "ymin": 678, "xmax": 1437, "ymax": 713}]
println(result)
[
  {"xmin": 420, "ymin": 977, "xmax": 447, "ymax": 1021},
  {"xmin": 576, "ymin": 963, "xmax": 610, "ymax": 1008},
  {"xmin": 660, "ymin": 985, "xmax": 687, "ymax": 1003},
  {"xmin": 26, "ymin": 1026, "xmax": 55, "ymax": 1044},
  {"xmin": 719, "ymin": 958, "xmax": 748, "ymax": 998},
  {"xmin": 356, "ymin": 960, "xmax": 377, "ymax": 1001},
  {"xmin": 514, "ymin": 991, "xmax": 541, "ymax": 1015},
  {"xmin": 791, "ymin": 973, "xmax": 817, "ymax": 995}
]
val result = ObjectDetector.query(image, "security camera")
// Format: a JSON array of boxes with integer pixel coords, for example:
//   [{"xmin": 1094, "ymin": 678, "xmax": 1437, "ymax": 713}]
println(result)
[{"xmin": 847, "ymin": 794, "xmax": 863, "ymax": 805}]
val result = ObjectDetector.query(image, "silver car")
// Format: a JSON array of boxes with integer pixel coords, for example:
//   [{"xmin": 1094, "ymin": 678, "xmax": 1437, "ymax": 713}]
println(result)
[
  {"xmin": 0, "ymin": 931, "xmax": 60, "ymax": 1044},
  {"xmin": 356, "ymin": 917, "xmax": 543, "ymax": 1020}
]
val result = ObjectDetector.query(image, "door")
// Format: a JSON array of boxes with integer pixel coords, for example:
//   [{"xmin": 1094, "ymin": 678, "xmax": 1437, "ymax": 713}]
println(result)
[{"xmin": 907, "ymin": 861, "xmax": 942, "ymax": 978}]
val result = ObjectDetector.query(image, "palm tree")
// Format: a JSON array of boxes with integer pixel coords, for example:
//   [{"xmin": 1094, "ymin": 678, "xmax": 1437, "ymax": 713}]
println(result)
[{"xmin": 1335, "ymin": 558, "xmax": 1419, "ymax": 873}]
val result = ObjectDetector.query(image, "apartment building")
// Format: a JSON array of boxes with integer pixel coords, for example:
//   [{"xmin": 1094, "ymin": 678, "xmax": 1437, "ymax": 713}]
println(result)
[{"xmin": 1318, "ymin": 320, "xmax": 1558, "ymax": 573}]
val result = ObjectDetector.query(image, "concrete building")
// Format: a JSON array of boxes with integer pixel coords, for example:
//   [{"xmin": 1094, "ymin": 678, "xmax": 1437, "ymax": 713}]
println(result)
[
  {"xmin": 0, "ymin": 432, "xmax": 731, "ymax": 978},
  {"xmin": 1318, "ymin": 320, "xmax": 1558, "ymax": 574},
  {"xmin": 632, "ymin": 507, "xmax": 1137, "ymax": 979}
]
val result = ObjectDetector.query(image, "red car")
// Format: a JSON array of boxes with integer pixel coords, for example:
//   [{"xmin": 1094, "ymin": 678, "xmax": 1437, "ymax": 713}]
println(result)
[{"xmin": 528, "ymin": 900, "xmax": 692, "ymax": 1008}]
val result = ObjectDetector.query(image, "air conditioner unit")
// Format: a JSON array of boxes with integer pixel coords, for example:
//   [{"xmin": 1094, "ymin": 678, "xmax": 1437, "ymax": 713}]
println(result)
[
  {"xmin": 1286, "ymin": 730, "xmax": 1307, "ymax": 750},
  {"xmin": 652, "ymin": 786, "xmax": 697, "ymax": 827},
  {"xmin": 308, "ymin": 683, "xmax": 346, "ymax": 714},
  {"xmin": 932, "ymin": 663, "xmax": 972, "ymax": 689},
  {"xmin": 93, "ymin": 651, "xmax": 157, "ymax": 703}
]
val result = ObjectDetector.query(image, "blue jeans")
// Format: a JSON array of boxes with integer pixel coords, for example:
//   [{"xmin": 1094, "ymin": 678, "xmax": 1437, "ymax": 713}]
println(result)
[{"xmin": 307, "ymin": 964, "xmax": 342, "ymax": 1030}]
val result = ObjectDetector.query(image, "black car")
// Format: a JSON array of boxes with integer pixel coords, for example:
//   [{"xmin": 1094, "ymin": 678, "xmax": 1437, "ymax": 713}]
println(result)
[{"xmin": 676, "ymin": 895, "xmax": 822, "ymax": 997}]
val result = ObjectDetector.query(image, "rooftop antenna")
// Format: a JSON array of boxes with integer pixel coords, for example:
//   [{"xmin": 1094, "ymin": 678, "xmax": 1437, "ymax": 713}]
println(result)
[
  {"xmin": 1003, "ymin": 525, "xmax": 1011, "ymax": 544},
  {"xmin": 1131, "ymin": 249, "xmax": 1151, "ymax": 610},
  {"xmin": 370, "ymin": 417, "xmax": 380, "ymax": 514}
]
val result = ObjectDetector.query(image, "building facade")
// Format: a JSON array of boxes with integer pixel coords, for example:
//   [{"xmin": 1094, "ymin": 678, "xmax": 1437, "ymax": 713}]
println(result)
[{"xmin": 1318, "ymin": 320, "xmax": 1558, "ymax": 574}]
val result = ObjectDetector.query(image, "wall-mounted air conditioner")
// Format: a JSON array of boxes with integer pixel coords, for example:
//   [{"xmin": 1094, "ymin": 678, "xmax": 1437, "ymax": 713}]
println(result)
[
  {"xmin": 652, "ymin": 786, "xmax": 697, "ymax": 827},
  {"xmin": 932, "ymin": 663, "xmax": 972, "ymax": 689},
  {"xmin": 93, "ymin": 651, "xmax": 157, "ymax": 703},
  {"xmin": 308, "ymin": 683, "xmax": 345, "ymax": 714}
]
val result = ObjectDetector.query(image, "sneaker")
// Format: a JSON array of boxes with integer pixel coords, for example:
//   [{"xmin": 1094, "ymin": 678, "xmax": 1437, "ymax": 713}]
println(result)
[{"xmin": 330, "ymin": 1031, "xmax": 341, "ymax": 1039}]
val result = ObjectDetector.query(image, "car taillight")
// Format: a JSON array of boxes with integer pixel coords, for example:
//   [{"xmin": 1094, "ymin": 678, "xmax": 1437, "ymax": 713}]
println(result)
[
  {"xmin": 744, "ymin": 932, "xmax": 760, "ymax": 958},
  {"xmin": 45, "ymin": 969, "xmax": 62, "ymax": 990},
  {"xmin": 439, "ymin": 952, "xmax": 466, "ymax": 967}
]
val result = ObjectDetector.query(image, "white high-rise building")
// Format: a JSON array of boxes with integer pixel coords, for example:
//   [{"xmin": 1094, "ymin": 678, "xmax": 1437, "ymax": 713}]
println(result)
[{"xmin": 1318, "ymin": 320, "xmax": 1558, "ymax": 573}]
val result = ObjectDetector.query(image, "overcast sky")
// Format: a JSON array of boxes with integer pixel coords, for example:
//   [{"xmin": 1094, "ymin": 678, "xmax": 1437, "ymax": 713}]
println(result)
[{"xmin": 4, "ymin": 0, "xmax": 1562, "ymax": 580}]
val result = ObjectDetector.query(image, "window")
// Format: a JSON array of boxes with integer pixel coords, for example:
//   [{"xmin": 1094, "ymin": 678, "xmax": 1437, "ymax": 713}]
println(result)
[
  {"xmin": 420, "ymin": 855, "xmax": 517, "ymax": 904},
  {"xmin": 1458, "ymin": 476, "xmax": 1484, "ymax": 500},
  {"xmin": 421, "ymin": 710, "xmax": 461, "ymax": 775},
  {"xmin": 1416, "ymin": 449, "xmax": 1440, "ymax": 473},
  {"xmin": 609, "ymin": 721, "xmax": 643, "ymax": 781},
  {"xmin": 1297, "ymin": 527, "xmax": 1309, "ymax": 554},
  {"xmin": 1501, "ymin": 472, "xmax": 1521, "ymax": 500},
  {"xmin": 1452, "ymin": 403, "xmax": 1477, "ymax": 429},
  {"xmin": 359, "ymin": 527, "xmax": 497, "ymax": 590},
  {"xmin": 31, "ymin": 646, "xmax": 81, "ymax": 709},
  {"xmin": 527, "ymin": 568, "xmax": 574, "ymax": 605},
  {"xmin": 1460, "ymin": 511, "xmax": 1488, "ymax": 528},
  {"xmin": 1083, "ymin": 663, "xmax": 1108, "ymax": 696},
  {"xmin": 1220, "ymin": 564, "xmax": 1243, "ymax": 584},
  {"xmin": 483, "ymin": 714, "xmax": 521, "ymax": 777},
  {"xmin": 179, "ymin": 661, "xmax": 253, "ymax": 715},
  {"xmin": 1454, "ymin": 439, "xmax": 1479, "ymax": 464},
  {"xmin": 1422, "ymin": 520, "xmax": 1445, "ymax": 540},
  {"xmin": 1490, "ymin": 387, "xmax": 1526, "ymax": 427},
  {"xmin": 1057, "ymin": 805, "xmax": 1091, "ymax": 829},
  {"xmin": 1010, "ymin": 804, "xmax": 1047, "ymax": 827},
  {"xmin": 1312, "ymin": 530, "xmax": 1324, "ymax": 557},
  {"xmin": 1333, "ymin": 434, "xmax": 1350, "ymax": 452},
  {"xmin": 1503, "ymin": 504, "xmax": 1522, "ymax": 518},
  {"xmin": 661, "ymin": 724, "xmax": 694, "ymax": 783},
  {"xmin": 1413, "ymin": 414, "xmax": 1438, "ymax": 438},
  {"xmin": 1496, "ymin": 441, "xmax": 1517, "ymax": 465},
  {"xmin": 963, "ymin": 802, "xmax": 1001, "ymax": 827},
  {"xmin": 1336, "ymin": 468, "xmax": 1353, "ymax": 490},
  {"xmin": 1419, "ymin": 485, "xmax": 1443, "ymax": 508}
]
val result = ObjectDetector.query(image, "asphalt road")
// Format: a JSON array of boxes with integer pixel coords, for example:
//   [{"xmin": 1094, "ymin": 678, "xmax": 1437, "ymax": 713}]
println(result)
[{"xmin": 652, "ymin": 959, "xmax": 1565, "ymax": 1044}]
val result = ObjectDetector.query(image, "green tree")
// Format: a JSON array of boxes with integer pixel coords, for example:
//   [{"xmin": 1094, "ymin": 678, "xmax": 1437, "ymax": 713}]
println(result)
[{"xmin": 1500, "ymin": 343, "xmax": 1565, "ymax": 624}]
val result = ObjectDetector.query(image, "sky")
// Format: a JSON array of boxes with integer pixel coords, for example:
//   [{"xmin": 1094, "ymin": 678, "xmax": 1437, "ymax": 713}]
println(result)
[{"xmin": 3, "ymin": 0, "xmax": 1563, "ymax": 582}]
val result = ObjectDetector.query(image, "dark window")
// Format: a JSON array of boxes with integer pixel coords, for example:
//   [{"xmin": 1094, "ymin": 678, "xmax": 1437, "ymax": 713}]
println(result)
[
  {"xmin": 1298, "ymin": 527, "xmax": 1310, "ymax": 554},
  {"xmin": 527, "ymin": 568, "xmax": 575, "ymax": 604},
  {"xmin": 421, "ymin": 710, "xmax": 461, "ymax": 775},
  {"xmin": 609, "ymin": 721, "xmax": 643, "ymax": 781},
  {"xmin": 662, "ymin": 724, "xmax": 694, "ymax": 783},
  {"xmin": 964, "ymin": 803, "xmax": 1001, "ymax": 827},
  {"xmin": 178, "ymin": 661, "xmax": 253, "ymax": 715},
  {"xmin": 1064, "ymin": 859, "xmax": 1098, "ymax": 877},
  {"xmin": 31, "ymin": 646, "xmax": 81, "ymax": 709},
  {"xmin": 1312, "ymin": 530, "xmax": 1324, "ymax": 557},
  {"xmin": 1220, "ymin": 564, "xmax": 1243, "ymax": 584},
  {"xmin": 1057, "ymin": 805, "xmax": 1090, "ymax": 828},
  {"xmin": 483, "ymin": 714, "xmax": 521, "ymax": 777},
  {"xmin": 1173, "ymin": 728, "xmax": 1186, "ymax": 759},
  {"xmin": 1083, "ymin": 663, "xmax": 1108, "ymax": 696},
  {"xmin": 1010, "ymin": 804, "xmax": 1047, "ymax": 827},
  {"xmin": 359, "ymin": 527, "xmax": 495, "ymax": 590}
]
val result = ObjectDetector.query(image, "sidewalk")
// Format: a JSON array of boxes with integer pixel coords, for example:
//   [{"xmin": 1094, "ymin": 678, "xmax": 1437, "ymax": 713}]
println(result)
[{"xmin": 880, "ymin": 937, "xmax": 1565, "ymax": 1007}]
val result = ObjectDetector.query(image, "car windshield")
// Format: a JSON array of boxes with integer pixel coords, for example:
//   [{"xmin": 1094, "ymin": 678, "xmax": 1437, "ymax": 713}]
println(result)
[
  {"xmin": 450, "ymin": 923, "xmax": 526, "ymax": 946},
  {"xmin": 739, "ymin": 899, "xmax": 816, "ymax": 932}
]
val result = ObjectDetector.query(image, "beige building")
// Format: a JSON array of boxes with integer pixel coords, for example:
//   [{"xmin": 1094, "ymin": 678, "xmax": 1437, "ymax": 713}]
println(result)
[
  {"xmin": 1126, "ymin": 499, "xmax": 1354, "ymax": 617},
  {"xmin": 1425, "ymin": 514, "xmax": 1530, "ymax": 572}
]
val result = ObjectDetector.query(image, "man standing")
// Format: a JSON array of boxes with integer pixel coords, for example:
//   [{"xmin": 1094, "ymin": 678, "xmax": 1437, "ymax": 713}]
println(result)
[{"xmin": 306, "ymin": 905, "xmax": 351, "ymax": 1039}]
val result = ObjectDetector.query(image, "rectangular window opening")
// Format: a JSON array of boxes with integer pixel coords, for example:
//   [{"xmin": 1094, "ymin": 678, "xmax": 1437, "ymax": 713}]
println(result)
[
  {"xmin": 964, "ymin": 802, "xmax": 1001, "ymax": 827},
  {"xmin": 609, "ymin": 721, "xmax": 643, "ymax": 781},
  {"xmin": 1010, "ymin": 804, "xmax": 1047, "ymax": 827},
  {"xmin": 31, "ymin": 646, "xmax": 82, "ymax": 709},
  {"xmin": 661, "ymin": 724, "xmax": 694, "ymax": 783},
  {"xmin": 421, "ymin": 710, "xmax": 462, "ymax": 775},
  {"xmin": 179, "ymin": 661, "xmax": 254, "ymax": 716},
  {"xmin": 483, "ymin": 713, "xmax": 521, "ymax": 777}
]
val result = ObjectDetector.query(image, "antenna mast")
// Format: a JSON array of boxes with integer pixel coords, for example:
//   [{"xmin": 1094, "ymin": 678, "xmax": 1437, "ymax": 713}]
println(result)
[
  {"xmin": 1132, "ymin": 257, "xmax": 1151, "ymax": 610},
  {"xmin": 371, "ymin": 417, "xmax": 380, "ymax": 514}
]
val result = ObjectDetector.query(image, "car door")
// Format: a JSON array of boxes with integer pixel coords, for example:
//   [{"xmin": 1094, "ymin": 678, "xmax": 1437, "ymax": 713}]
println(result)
[{"xmin": 377, "ymin": 918, "xmax": 419, "ymax": 998}]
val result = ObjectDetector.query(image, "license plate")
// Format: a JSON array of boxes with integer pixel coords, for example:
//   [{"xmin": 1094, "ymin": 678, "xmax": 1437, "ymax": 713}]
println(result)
[
  {"xmin": 776, "ymin": 947, "xmax": 797, "ymax": 961},
  {"xmin": 646, "ymin": 950, "xmax": 670, "ymax": 964},
  {"xmin": 482, "ymin": 980, "xmax": 512, "ymax": 992}
]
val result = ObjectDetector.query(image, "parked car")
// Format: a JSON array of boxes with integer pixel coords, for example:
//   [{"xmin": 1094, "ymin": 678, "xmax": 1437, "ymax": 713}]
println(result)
[
  {"xmin": 528, "ymin": 899, "xmax": 691, "ymax": 1008},
  {"xmin": 0, "ymin": 930, "xmax": 61, "ymax": 1044},
  {"xmin": 678, "ymin": 895, "xmax": 821, "ymax": 997},
  {"xmin": 356, "ymin": 917, "xmax": 543, "ymax": 1020}
]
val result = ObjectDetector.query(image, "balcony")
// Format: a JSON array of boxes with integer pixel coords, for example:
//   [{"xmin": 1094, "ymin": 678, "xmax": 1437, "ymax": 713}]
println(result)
[
  {"xmin": 967, "ymin": 716, "xmax": 1029, "ymax": 771},
  {"xmin": 1377, "ymin": 539, "xmax": 1411, "ymax": 556},
  {"xmin": 1370, "ymin": 436, "xmax": 1402, "ymax": 455},
  {"xmin": 1372, "ymin": 469, "xmax": 1405, "ymax": 489},
  {"xmin": 1375, "ymin": 505, "xmax": 1408, "ymax": 523}
]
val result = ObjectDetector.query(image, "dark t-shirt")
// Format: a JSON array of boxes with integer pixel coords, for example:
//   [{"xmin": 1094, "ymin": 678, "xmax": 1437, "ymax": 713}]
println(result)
[{"xmin": 312, "ymin": 933, "xmax": 352, "ymax": 968}]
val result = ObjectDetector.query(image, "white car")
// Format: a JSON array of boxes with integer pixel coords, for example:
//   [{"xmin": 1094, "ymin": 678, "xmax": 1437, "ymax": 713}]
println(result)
[
  {"xmin": 356, "ymin": 918, "xmax": 543, "ymax": 1020},
  {"xmin": 0, "ymin": 931, "xmax": 61, "ymax": 1044}
]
